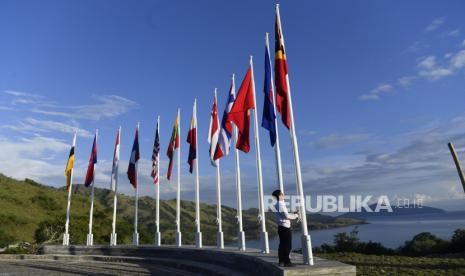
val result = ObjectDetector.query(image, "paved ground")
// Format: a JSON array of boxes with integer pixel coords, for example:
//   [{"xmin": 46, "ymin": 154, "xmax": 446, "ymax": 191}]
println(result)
[{"xmin": 0, "ymin": 259, "xmax": 201, "ymax": 276}]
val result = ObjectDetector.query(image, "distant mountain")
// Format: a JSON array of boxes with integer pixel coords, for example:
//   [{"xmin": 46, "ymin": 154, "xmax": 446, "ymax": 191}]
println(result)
[
  {"xmin": 338, "ymin": 203, "xmax": 446, "ymax": 220},
  {"xmin": 0, "ymin": 173, "xmax": 364, "ymax": 246}
]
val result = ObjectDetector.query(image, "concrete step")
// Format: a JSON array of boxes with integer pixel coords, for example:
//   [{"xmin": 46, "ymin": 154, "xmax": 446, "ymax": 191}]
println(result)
[{"xmin": 39, "ymin": 245, "xmax": 356, "ymax": 275}]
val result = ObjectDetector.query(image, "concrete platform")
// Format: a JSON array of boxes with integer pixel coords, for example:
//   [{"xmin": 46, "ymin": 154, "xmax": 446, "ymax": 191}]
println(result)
[
  {"xmin": 0, "ymin": 245, "xmax": 356, "ymax": 275},
  {"xmin": 33, "ymin": 245, "xmax": 356, "ymax": 275}
]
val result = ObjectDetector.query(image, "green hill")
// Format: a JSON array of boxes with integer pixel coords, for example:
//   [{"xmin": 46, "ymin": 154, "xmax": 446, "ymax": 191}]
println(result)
[{"xmin": 0, "ymin": 173, "xmax": 364, "ymax": 247}]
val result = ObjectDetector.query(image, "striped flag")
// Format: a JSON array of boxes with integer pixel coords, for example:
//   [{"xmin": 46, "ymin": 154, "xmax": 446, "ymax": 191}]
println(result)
[
  {"xmin": 151, "ymin": 121, "xmax": 160, "ymax": 184},
  {"xmin": 166, "ymin": 113, "xmax": 180, "ymax": 180},
  {"xmin": 208, "ymin": 91, "xmax": 220, "ymax": 166},
  {"xmin": 84, "ymin": 133, "xmax": 98, "ymax": 187},
  {"xmin": 275, "ymin": 8, "xmax": 291, "ymax": 129},
  {"xmin": 65, "ymin": 133, "xmax": 76, "ymax": 192},
  {"xmin": 110, "ymin": 127, "xmax": 120, "ymax": 191},
  {"xmin": 187, "ymin": 100, "xmax": 197, "ymax": 173},
  {"xmin": 262, "ymin": 42, "xmax": 277, "ymax": 146},
  {"xmin": 214, "ymin": 80, "xmax": 235, "ymax": 160},
  {"xmin": 127, "ymin": 125, "xmax": 140, "ymax": 188}
]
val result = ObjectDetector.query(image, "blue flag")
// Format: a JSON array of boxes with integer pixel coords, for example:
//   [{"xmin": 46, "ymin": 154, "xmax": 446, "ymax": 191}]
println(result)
[{"xmin": 261, "ymin": 45, "xmax": 277, "ymax": 146}]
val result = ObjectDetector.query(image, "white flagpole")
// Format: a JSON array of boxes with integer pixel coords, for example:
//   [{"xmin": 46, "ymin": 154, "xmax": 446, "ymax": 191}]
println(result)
[
  {"xmin": 175, "ymin": 108, "xmax": 182, "ymax": 247},
  {"xmin": 276, "ymin": 4, "xmax": 313, "ymax": 265},
  {"xmin": 231, "ymin": 74, "xmax": 246, "ymax": 251},
  {"xmin": 110, "ymin": 126, "xmax": 121, "ymax": 246},
  {"xmin": 133, "ymin": 123, "xmax": 140, "ymax": 246},
  {"xmin": 250, "ymin": 56, "xmax": 269, "ymax": 254},
  {"xmin": 155, "ymin": 117, "xmax": 161, "ymax": 246},
  {"xmin": 214, "ymin": 89, "xmax": 224, "ymax": 249},
  {"xmin": 194, "ymin": 100, "xmax": 202, "ymax": 248},
  {"xmin": 86, "ymin": 129, "xmax": 97, "ymax": 247},
  {"xmin": 63, "ymin": 131, "xmax": 76, "ymax": 246},
  {"xmin": 266, "ymin": 32, "xmax": 285, "ymax": 193}
]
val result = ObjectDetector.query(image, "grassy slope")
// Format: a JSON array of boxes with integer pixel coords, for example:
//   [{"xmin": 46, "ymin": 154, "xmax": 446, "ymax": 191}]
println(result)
[
  {"xmin": 0, "ymin": 174, "xmax": 363, "ymax": 245},
  {"xmin": 319, "ymin": 253, "xmax": 465, "ymax": 275}
]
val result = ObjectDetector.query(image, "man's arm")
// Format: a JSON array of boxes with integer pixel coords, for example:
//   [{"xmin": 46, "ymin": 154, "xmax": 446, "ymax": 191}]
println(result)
[{"xmin": 279, "ymin": 202, "xmax": 298, "ymax": 220}]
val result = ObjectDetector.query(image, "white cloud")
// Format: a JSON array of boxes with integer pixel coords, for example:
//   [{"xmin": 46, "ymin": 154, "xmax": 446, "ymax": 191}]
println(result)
[
  {"xmin": 300, "ymin": 114, "xmax": 465, "ymax": 201},
  {"xmin": 3, "ymin": 91, "xmax": 137, "ymax": 121},
  {"xmin": 311, "ymin": 133, "xmax": 371, "ymax": 149},
  {"xmin": 32, "ymin": 95, "xmax": 138, "ymax": 121},
  {"xmin": 419, "ymin": 67, "xmax": 454, "ymax": 80},
  {"xmin": 424, "ymin": 18, "xmax": 445, "ymax": 32},
  {"xmin": 0, "ymin": 135, "xmax": 69, "ymax": 183},
  {"xmin": 2, "ymin": 118, "xmax": 93, "ymax": 138},
  {"xmin": 415, "ymin": 50, "xmax": 465, "ymax": 81},
  {"xmin": 359, "ymin": 94, "xmax": 379, "ymax": 101},
  {"xmin": 450, "ymin": 50, "xmax": 465, "ymax": 69},
  {"xmin": 403, "ymin": 41, "xmax": 429, "ymax": 54},
  {"xmin": 364, "ymin": 33, "xmax": 465, "ymax": 100},
  {"xmin": 418, "ymin": 56, "xmax": 436, "ymax": 69},
  {"xmin": 397, "ymin": 76, "xmax": 416, "ymax": 88},
  {"xmin": 4, "ymin": 90, "xmax": 54, "ymax": 107},
  {"xmin": 299, "ymin": 129, "xmax": 318, "ymax": 136},
  {"xmin": 417, "ymin": 55, "xmax": 453, "ymax": 80},
  {"xmin": 4, "ymin": 90, "xmax": 43, "ymax": 99},
  {"xmin": 360, "ymin": 84, "xmax": 393, "ymax": 101},
  {"xmin": 447, "ymin": 29, "xmax": 461, "ymax": 37}
]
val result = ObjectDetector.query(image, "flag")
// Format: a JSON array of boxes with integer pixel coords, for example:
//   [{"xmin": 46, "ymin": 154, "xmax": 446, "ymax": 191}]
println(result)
[
  {"xmin": 84, "ymin": 134, "xmax": 98, "ymax": 187},
  {"xmin": 65, "ymin": 133, "xmax": 76, "ymax": 192},
  {"xmin": 151, "ymin": 121, "xmax": 160, "ymax": 184},
  {"xmin": 214, "ymin": 80, "xmax": 235, "ymax": 160},
  {"xmin": 127, "ymin": 125, "xmax": 140, "ymax": 188},
  {"xmin": 262, "ymin": 43, "xmax": 277, "ymax": 146},
  {"xmin": 227, "ymin": 67, "xmax": 255, "ymax": 153},
  {"xmin": 275, "ymin": 10, "xmax": 291, "ymax": 129},
  {"xmin": 208, "ymin": 93, "xmax": 220, "ymax": 166},
  {"xmin": 187, "ymin": 102, "xmax": 197, "ymax": 173},
  {"xmin": 110, "ymin": 127, "xmax": 120, "ymax": 191},
  {"xmin": 167, "ymin": 112, "xmax": 180, "ymax": 180}
]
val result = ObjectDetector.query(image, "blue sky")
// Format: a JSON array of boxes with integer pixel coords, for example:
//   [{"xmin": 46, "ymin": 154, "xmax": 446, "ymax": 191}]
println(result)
[{"xmin": 1, "ymin": 0, "xmax": 465, "ymax": 211}]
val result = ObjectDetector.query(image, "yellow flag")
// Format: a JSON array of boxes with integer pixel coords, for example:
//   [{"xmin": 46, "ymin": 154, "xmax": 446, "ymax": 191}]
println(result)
[{"xmin": 65, "ymin": 134, "xmax": 76, "ymax": 192}]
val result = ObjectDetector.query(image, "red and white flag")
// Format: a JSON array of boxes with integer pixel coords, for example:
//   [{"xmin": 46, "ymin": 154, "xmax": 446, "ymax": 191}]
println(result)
[
  {"xmin": 151, "ymin": 121, "xmax": 160, "ymax": 184},
  {"xmin": 110, "ymin": 127, "xmax": 120, "ymax": 191},
  {"xmin": 208, "ymin": 91, "xmax": 220, "ymax": 167}
]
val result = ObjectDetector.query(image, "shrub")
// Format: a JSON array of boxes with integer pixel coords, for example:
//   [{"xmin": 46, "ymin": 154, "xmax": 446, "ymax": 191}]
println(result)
[
  {"xmin": 400, "ymin": 232, "xmax": 449, "ymax": 256},
  {"xmin": 34, "ymin": 217, "xmax": 64, "ymax": 244},
  {"xmin": 449, "ymin": 229, "xmax": 465, "ymax": 252},
  {"xmin": 0, "ymin": 229, "xmax": 15, "ymax": 248}
]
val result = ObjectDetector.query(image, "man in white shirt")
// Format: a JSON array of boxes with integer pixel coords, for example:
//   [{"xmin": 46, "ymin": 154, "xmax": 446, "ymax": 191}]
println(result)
[{"xmin": 272, "ymin": 189, "xmax": 298, "ymax": 267}]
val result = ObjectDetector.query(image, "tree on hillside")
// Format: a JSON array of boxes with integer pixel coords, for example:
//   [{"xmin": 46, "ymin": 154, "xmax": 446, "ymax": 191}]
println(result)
[
  {"xmin": 400, "ymin": 232, "xmax": 449, "ymax": 256},
  {"xmin": 34, "ymin": 217, "xmax": 64, "ymax": 244},
  {"xmin": 450, "ymin": 229, "xmax": 465, "ymax": 252},
  {"xmin": 0, "ymin": 229, "xmax": 15, "ymax": 248}
]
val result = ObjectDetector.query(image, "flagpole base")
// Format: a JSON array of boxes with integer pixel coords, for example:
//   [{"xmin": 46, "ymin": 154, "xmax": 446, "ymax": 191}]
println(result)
[
  {"xmin": 238, "ymin": 231, "xmax": 246, "ymax": 251},
  {"xmin": 132, "ymin": 232, "xmax": 139, "ymax": 246},
  {"xmin": 195, "ymin": 232, "xmax": 202, "ymax": 248},
  {"xmin": 154, "ymin": 232, "xmax": 161, "ymax": 246},
  {"xmin": 260, "ymin": 231, "xmax": 269, "ymax": 254},
  {"xmin": 86, "ymin": 234, "xmax": 93, "ymax": 246},
  {"xmin": 110, "ymin": 233, "xmax": 117, "ymax": 246},
  {"xmin": 216, "ymin": 231, "xmax": 224, "ymax": 249},
  {"xmin": 62, "ymin": 233, "xmax": 70, "ymax": 246},
  {"xmin": 175, "ymin": 232, "xmax": 182, "ymax": 247},
  {"xmin": 301, "ymin": 234, "xmax": 314, "ymax": 265}
]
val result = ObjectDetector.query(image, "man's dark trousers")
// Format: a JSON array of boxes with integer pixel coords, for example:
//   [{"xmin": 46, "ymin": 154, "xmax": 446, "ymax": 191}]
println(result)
[{"xmin": 278, "ymin": 225, "xmax": 292, "ymax": 264}]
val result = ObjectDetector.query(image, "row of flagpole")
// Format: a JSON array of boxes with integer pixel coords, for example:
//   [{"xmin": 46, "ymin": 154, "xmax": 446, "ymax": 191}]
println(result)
[{"xmin": 61, "ymin": 5, "xmax": 313, "ymax": 265}]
